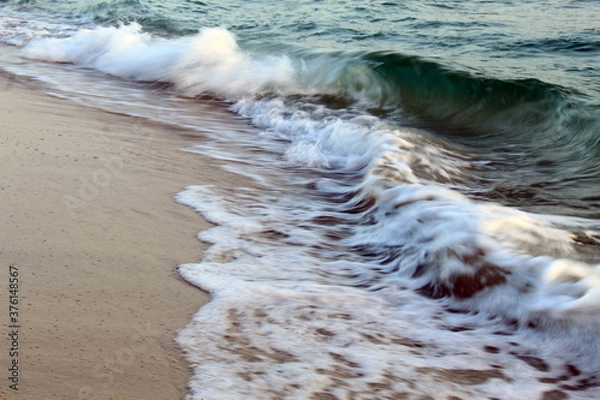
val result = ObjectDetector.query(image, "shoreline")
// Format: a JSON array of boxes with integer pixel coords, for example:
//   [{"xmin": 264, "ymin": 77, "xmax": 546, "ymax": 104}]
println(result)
[{"xmin": 0, "ymin": 75, "xmax": 241, "ymax": 399}]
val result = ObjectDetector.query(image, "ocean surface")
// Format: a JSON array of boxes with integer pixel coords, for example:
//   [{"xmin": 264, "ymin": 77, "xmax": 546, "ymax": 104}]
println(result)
[{"xmin": 1, "ymin": 1, "xmax": 600, "ymax": 399}]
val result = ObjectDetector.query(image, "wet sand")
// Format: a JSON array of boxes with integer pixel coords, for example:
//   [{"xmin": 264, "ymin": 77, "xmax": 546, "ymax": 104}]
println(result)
[{"xmin": 0, "ymin": 76, "xmax": 240, "ymax": 399}]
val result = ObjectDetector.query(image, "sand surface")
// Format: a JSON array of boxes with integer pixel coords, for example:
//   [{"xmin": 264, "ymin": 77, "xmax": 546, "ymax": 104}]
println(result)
[{"xmin": 0, "ymin": 75, "xmax": 241, "ymax": 399}]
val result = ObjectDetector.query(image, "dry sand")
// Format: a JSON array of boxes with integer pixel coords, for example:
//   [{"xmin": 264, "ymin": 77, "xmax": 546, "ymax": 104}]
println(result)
[{"xmin": 0, "ymin": 76, "xmax": 242, "ymax": 399}]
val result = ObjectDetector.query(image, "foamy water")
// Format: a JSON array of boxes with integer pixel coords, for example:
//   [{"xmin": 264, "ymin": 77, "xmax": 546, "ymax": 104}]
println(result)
[{"xmin": 175, "ymin": 180, "xmax": 600, "ymax": 399}]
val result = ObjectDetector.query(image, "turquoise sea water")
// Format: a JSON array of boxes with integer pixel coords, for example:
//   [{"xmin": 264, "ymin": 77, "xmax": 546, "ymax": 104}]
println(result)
[{"xmin": 1, "ymin": 1, "xmax": 600, "ymax": 399}]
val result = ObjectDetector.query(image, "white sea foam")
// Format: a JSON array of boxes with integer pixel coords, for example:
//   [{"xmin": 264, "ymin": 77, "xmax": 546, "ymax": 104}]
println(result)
[
  {"xmin": 176, "ymin": 183, "xmax": 600, "ymax": 400},
  {"xmin": 174, "ymin": 89, "xmax": 600, "ymax": 398},
  {"xmin": 22, "ymin": 23, "xmax": 298, "ymax": 100},
  {"xmin": 175, "ymin": 68, "xmax": 600, "ymax": 398},
  {"xmin": 19, "ymin": 23, "xmax": 404, "ymax": 106}
]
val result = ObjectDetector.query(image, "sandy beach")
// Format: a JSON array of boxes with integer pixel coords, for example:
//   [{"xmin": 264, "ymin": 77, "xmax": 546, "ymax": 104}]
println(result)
[{"xmin": 0, "ymin": 75, "xmax": 241, "ymax": 399}]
